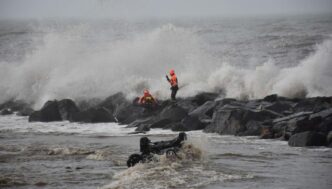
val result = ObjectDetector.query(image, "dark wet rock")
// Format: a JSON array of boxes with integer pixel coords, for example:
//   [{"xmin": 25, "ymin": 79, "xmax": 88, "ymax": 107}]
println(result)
[
  {"xmin": 98, "ymin": 92, "xmax": 128, "ymax": 113},
  {"xmin": 293, "ymin": 97, "xmax": 332, "ymax": 113},
  {"xmin": 263, "ymin": 94, "xmax": 279, "ymax": 102},
  {"xmin": 114, "ymin": 104, "xmax": 146, "ymax": 124},
  {"xmin": 150, "ymin": 119, "xmax": 172, "ymax": 128},
  {"xmin": 169, "ymin": 116, "xmax": 206, "ymax": 131},
  {"xmin": 327, "ymin": 131, "xmax": 332, "ymax": 147},
  {"xmin": 70, "ymin": 107, "xmax": 115, "ymax": 123},
  {"xmin": 0, "ymin": 108, "xmax": 13, "ymax": 115},
  {"xmin": 77, "ymin": 98, "xmax": 102, "ymax": 111},
  {"xmin": 265, "ymin": 101, "xmax": 293, "ymax": 115},
  {"xmin": 0, "ymin": 100, "xmax": 31, "ymax": 112},
  {"xmin": 205, "ymin": 106, "xmax": 279, "ymax": 136},
  {"xmin": 192, "ymin": 92, "xmax": 219, "ymax": 106},
  {"xmin": 239, "ymin": 120, "xmax": 263, "ymax": 136},
  {"xmin": 135, "ymin": 124, "xmax": 150, "ymax": 132},
  {"xmin": 288, "ymin": 131, "xmax": 327, "ymax": 147},
  {"xmin": 58, "ymin": 99, "xmax": 79, "ymax": 120},
  {"xmin": 16, "ymin": 107, "xmax": 34, "ymax": 116},
  {"xmin": 170, "ymin": 122, "xmax": 186, "ymax": 131},
  {"xmin": 29, "ymin": 100, "xmax": 61, "ymax": 122},
  {"xmin": 175, "ymin": 98, "xmax": 197, "ymax": 112},
  {"xmin": 189, "ymin": 101, "xmax": 216, "ymax": 120},
  {"xmin": 159, "ymin": 104, "xmax": 188, "ymax": 122}
]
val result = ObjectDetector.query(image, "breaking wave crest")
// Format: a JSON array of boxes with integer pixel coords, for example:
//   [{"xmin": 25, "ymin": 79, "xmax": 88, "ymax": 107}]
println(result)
[
  {"xmin": 208, "ymin": 38, "xmax": 332, "ymax": 99},
  {"xmin": 0, "ymin": 23, "xmax": 331, "ymax": 108}
]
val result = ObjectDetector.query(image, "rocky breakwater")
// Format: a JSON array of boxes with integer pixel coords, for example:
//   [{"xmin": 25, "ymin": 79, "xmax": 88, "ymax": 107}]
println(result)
[{"xmin": 3, "ymin": 93, "xmax": 331, "ymax": 148}]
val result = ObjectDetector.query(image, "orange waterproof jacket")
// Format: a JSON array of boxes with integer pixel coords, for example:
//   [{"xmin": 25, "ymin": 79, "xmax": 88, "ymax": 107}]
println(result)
[{"xmin": 169, "ymin": 74, "xmax": 178, "ymax": 87}]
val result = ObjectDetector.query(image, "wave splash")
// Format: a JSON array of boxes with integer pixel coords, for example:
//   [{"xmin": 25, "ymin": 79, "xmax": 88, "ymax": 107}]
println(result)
[
  {"xmin": 0, "ymin": 23, "xmax": 331, "ymax": 108},
  {"xmin": 102, "ymin": 142, "xmax": 251, "ymax": 189}
]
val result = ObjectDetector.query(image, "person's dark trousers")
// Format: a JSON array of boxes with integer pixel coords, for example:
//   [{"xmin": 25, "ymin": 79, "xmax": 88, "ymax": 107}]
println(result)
[{"xmin": 171, "ymin": 86, "xmax": 178, "ymax": 100}]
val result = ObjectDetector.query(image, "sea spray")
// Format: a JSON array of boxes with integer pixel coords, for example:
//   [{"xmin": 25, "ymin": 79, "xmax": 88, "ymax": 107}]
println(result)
[
  {"xmin": 207, "ymin": 38, "xmax": 332, "ymax": 99},
  {"xmin": 0, "ymin": 21, "xmax": 331, "ymax": 108}
]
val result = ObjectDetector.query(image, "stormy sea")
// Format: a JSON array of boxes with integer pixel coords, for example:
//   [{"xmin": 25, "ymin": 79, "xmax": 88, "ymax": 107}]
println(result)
[{"xmin": 0, "ymin": 15, "xmax": 332, "ymax": 189}]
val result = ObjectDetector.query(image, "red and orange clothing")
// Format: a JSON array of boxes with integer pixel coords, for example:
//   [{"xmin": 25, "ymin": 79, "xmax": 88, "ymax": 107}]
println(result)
[{"xmin": 139, "ymin": 93, "xmax": 157, "ymax": 105}]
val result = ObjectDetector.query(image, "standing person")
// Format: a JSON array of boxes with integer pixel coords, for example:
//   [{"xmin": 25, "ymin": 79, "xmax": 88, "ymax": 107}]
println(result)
[{"xmin": 166, "ymin": 69, "xmax": 178, "ymax": 101}]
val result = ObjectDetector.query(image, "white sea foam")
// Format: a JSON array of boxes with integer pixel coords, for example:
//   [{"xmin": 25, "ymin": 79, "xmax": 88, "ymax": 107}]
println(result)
[{"xmin": 0, "ymin": 23, "xmax": 331, "ymax": 108}]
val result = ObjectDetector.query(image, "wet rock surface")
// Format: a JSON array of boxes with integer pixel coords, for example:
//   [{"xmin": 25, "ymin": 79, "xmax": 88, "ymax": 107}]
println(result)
[{"xmin": 18, "ymin": 93, "xmax": 332, "ymax": 147}]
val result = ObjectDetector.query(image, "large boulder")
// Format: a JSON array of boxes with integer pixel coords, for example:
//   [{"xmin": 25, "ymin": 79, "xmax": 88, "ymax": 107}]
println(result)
[
  {"xmin": 205, "ymin": 106, "xmax": 279, "ymax": 136},
  {"xmin": 58, "ymin": 99, "xmax": 79, "ymax": 120},
  {"xmin": 29, "ymin": 100, "xmax": 61, "ymax": 122},
  {"xmin": 114, "ymin": 104, "xmax": 146, "ymax": 124},
  {"xmin": 288, "ymin": 131, "xmax": 327, "ymax": 147},
  {"xmin": 159, "ymin": 104, "xmax": 188, "ymax": 122},
  {"xmin": 189, "ymin": 101, "xmax": 216, "ymax": 120},
  {"xmin": 98, "ymin": 92, "xmax": 128, "ymax": 113},
  {"xmin": 70, "ymin": 107, "xmax": 115, "ymax": 123},
  {"xmin": 171, "ymin": 116, "xmax": 206, "ymax": 131}
]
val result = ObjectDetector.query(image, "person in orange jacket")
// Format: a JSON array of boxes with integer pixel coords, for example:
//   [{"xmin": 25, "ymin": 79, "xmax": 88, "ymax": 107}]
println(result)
[
  {"xmin": 166, "ymin": 69, "xmax": 178, "ymax": 101},
  {"xmin": 138, "ymin": 89, "xmax": 157, "ymax": 109}
]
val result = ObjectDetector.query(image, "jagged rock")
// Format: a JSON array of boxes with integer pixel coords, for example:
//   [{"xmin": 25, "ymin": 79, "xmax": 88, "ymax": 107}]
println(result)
[
  {"xmin": 205, "ymin": 106, "xmax": 279, "ymax": 135},
  {"xmin": 58, "ymin": 99, "xmax": 79, "ymax": 120},
  {"xmin": 99, "ymin": 92, "xmax": 128, "ymax": 113},
  {"xmin": 114, "ymin": 104, "xmax": 146, "ymax": 124},
  {"xmin": 176, "ymin": 99, "xmax": 197, "ymax": 112},
  {"xmin": 150, "ymin": 119, "xmax": 172, "ymax": 128},
  {"xmin": 159, "ymin": 104, "xmax": 188, "ymax": 122},
  {"xmin": 189, "ymin": 101, "xmax": 216, "ymax": 119},
  {"xmin": 293, "ymin": 97, "xmax": 332, "ymax": 113},
  {"xmin": 0, "ymin": 108, "xmax": 13, "ymax": 115},
  {"xmin": 192, "ymin": 92, "xmax": 219, "ymax": 106},
  {"xmin": 265, "ymin": 101, "xmax": 293, "ymax": 115},
  {"xmin": 288, "ymin": 131, "xmax": 327, "ymax": 147},
  {"xmin": 239, "ymin": 120, "xmax": 263, "ymax": 136},
  {"xmin": 173, "ymin": 116, "xmax": 206, "ymax": 131},
  {"xmin": 263, "ymin": 94, "xmax": 278, "ymax": 102},
  {"xmin": 29, "ymin": 100, "xmax": 61, "ymax": 122},
  {"xmin": 70, "ymin": 107, "xmax": 115, "ymax": 123}
]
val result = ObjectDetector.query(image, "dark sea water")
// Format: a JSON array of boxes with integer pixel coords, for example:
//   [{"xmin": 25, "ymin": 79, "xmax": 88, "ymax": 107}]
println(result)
[{"xmin": 0, "ymin": 15, "xmax": 332, "ymax": 189}]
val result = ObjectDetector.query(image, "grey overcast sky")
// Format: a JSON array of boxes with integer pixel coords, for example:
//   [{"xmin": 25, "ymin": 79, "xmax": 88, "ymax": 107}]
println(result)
[{"xmin": 1, "ymin": 0, "xmax": 332, "ymax": 19}]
